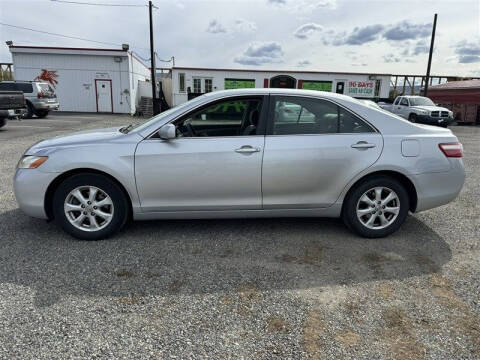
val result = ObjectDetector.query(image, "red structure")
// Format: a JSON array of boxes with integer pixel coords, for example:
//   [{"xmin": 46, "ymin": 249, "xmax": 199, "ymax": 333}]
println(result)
[{"xmin": 427, "ymin": 80, "xmax": 480, "ymax": 125}]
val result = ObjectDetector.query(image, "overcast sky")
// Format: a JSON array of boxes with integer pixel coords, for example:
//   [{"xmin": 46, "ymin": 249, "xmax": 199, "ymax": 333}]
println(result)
[{"xmin": 1, "ymin": 0, "xmax": 479, "ymax": 76}]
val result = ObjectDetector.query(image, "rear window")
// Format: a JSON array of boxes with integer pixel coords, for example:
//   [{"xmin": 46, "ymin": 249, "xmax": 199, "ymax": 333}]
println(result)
[{"xmin": 37, "ymin": 83, "xmax": 54, "ymax": 94}]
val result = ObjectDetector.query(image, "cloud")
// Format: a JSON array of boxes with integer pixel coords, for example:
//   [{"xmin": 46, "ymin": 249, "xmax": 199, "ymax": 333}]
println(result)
[
  {"xmin": 383, "ymin": 53, "xmax": 400, "ymax": 63},
  {"xmin": 234, "ymin": 19, "xmax": 257, "ymax": 33},
  {"xmin": 294, "ymin": 23, "xmax": 323, "ymax": 39},
  {"xmin": 234, "ymin": 41, "xmax": 284, "ymax": 65},
  {"xmin": 400, "ymin": 40, "xmax": 430, "ymax": 57},
  {"xmin": 383, "ymin": 21, "xmax": 431, "ymax": 41},
  {"xmin": 267, "ymin": 0, "xmax": 336, "ymax": 12},
  {"xmin": 327, "ymin": 24, "xmax": 384, "ymax": 46},
  {"xmin": 297, "ymin": 59, "xmax": 311, "ymax": 67},
  {"xmin": 206, "ymin": 20, "xmax": 227, "ymax": 34},
  {"xmin": 454, "ymin": 40, "xmax": 480, "ymax": 63}
]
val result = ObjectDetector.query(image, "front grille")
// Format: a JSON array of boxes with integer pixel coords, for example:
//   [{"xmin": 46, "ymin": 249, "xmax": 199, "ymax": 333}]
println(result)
[
  {"xmin": 431, "ymin": 111, "xmax": 439, "ymax": 117},
  {"xmin": 441, "ymin": 111, "xmax": 449, "ymax": 117}
]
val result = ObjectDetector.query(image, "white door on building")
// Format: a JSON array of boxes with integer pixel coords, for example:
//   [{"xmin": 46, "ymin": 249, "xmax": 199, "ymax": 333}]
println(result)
[{"xmin": 95, "ymin": 79, "xmax": 113, "ymax": 112}]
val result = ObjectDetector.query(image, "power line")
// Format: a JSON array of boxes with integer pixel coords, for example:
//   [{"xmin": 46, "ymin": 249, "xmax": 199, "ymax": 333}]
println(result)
[
  {"xmin": 0, "ymin": 22, "xmax": 122, "ymax": 47},
  {"xmin": 50, "ymin": 0, "xmax": 147, "ymax": 7}
]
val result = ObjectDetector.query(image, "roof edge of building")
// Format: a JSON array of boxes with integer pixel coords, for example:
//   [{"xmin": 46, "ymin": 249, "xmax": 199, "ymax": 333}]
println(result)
[{"xmin": 170, "ymin": 66, "xmax": 392, "ymax": 77}]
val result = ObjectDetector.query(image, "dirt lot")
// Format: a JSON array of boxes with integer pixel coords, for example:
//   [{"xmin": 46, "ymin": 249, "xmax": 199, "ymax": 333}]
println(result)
[{"xmin": 0, "ymin": 113, "xmax": 479, "ymax": 359}]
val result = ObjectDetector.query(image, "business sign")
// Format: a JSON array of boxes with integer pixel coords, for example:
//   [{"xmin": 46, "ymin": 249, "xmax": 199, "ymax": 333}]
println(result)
[
  {"xmin": 347, "ymin": 81, "xmax": 375, "ymax": 97},
  {"xmin": 224, "ymin": 78, "xmax": 255, "ymax": 89},
  {"xmin": 301, "ymin": 81, "xmax": 332, "ymax": 92}
]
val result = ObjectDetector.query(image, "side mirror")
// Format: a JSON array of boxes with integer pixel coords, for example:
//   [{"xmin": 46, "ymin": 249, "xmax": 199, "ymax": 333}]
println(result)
[{"xmin": 158, "ymin": 123, "xmax": 176, "ymax": 140}]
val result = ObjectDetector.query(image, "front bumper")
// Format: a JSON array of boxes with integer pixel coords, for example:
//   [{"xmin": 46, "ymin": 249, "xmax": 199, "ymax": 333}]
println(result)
[
  {"xmin": 13, "ymin": 168, "xmax": 58, "ymax": 219},
  {"xmin": 416, "ymin": 115, "xmax": 453, "ymax": 126}
]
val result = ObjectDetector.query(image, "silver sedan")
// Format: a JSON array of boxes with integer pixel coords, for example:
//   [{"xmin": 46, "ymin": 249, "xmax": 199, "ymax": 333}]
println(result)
[{"xmin": 14, "ymin": 89, "xmax": 465, "ymax": 240}]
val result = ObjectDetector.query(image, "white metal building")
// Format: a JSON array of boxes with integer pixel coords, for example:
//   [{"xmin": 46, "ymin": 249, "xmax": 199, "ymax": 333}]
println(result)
[
  {"xmin": 163, "ymin": 67, "xmax": 392, "ymax": 107},
  {"xmin": 9, "ymin": 45, "xmax": 151, "ymax": 114}
]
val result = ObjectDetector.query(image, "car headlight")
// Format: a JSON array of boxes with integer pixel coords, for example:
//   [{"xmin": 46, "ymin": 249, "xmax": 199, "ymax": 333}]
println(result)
[
  {"xmin": 17, "ymin": 156, "xmax": 48, "ymax": 169},
  {"xmin": 418, "ymin": 109, "xmax": 429, "ymax": 115}
]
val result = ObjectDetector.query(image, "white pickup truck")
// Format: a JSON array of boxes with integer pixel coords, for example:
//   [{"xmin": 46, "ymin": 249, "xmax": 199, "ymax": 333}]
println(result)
[{"xmin": 379, "ymin": 95, "xmax": 453, "ymax": 127}]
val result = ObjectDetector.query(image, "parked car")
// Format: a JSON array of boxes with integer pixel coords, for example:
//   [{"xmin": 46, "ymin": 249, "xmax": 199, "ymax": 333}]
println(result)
[
  {"xmin": 14, "ymin": 89, "xmax": 465, "ymax": 240},
  {"xmin": 0, "ymin": 90, "xmax": 27, "ymax": 128},
  {"xmin": 379, "ymin": 95, "xmax": 453, "ymax": 127},
  {"xmin": 0, "ymin": 81, "xmax": 59, "ymax": 119}
]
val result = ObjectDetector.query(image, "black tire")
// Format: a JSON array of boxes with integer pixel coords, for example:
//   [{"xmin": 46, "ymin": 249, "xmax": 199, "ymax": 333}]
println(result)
[
  {"xmin": 35, "ymin": 110, "xmax": 49, "ymax": 118},
  {"xmin": 342, "ymin": 176, "xmax": 410, "ymax": 238},
  {"xmin": 0, "ymin": 118, "xmax": 5, "ymax": 128},
  {"xmin": 24, "ymin": 102, "xmax": 34, "ymax": 119},
  {"xmin": 408, "ymin": 113, "xmax": 417, "ymax": 123},
  {"xmin": 53, "ymin": 173, "xmax": 129, "ymax": 240}
]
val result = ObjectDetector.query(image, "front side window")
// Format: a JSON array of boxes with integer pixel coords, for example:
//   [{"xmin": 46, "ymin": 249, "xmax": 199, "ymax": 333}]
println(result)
[
  {"xmin": 410, "ymin": 97, "xmax": 435, "ymax": 106},
  {"xmin": 175, "ymin": 97, "xmax": 263, "ymax": 137},
  {"xmin": 400, "ymin": 98, "xmax": 409, "ymax": 106},
  {"xmin": 271, "ymin": 96, "xmax": 374, "ymax": 135}
]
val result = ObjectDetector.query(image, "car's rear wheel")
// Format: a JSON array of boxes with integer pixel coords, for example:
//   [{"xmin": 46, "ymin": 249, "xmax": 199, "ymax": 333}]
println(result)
[
  {"xmin": 53, "ymin": 173, "xmax": 129, "ymax": 240},
  {"xmin": 0, "ymin": 118, "xmax": 5, "ymax": 128},
  {"xmin": 35, "ymin": 110, "xmax": 49, "ymax": 118},
  {"xmin": 342, "ymin": 176, "xmax": 409, "ymax": 238}
]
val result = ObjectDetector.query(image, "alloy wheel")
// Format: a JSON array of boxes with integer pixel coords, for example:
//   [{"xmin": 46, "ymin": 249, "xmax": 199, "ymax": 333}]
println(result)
[
  {"xmin": 356, "ymin": 186, "xmax": 400, "ymax": 230},
  {"xmin": 64, "ymin": 186, "xmax": 114, "ymax": 232}
]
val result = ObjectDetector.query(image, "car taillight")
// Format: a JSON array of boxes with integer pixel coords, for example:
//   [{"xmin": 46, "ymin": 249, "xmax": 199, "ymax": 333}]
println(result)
[
  {"xmin": 37, "ymin": 92, "xmax": 44, "ymax": 98},
  {"xmin": 439, "ymin": 142, "xmax": 463, "ymax": 158}
]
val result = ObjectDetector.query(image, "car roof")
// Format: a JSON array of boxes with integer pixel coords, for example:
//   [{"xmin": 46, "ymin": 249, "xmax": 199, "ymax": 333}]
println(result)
[{"xmin": 201, "ymin": 88, "xmax": 362, "ymax": 105}]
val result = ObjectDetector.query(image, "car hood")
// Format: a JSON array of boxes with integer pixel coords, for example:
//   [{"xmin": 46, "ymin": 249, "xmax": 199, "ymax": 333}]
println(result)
[
  {"xmin": 26, "ymin": 127, "xmax": 125, "ymax": 154},
  {"xmin": 411, "ymin": 105, "xmax": 450, "ymax": 112}
]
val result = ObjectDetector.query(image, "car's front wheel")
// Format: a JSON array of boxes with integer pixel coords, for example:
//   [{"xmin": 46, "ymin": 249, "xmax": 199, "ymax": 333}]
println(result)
[
  {"xmin": 342, "ymin": 176, "xmax": 410, "ymax": 238},
  {"xmin": 53, "ymin": 173, "xmax": 129, "ymax": 240}
]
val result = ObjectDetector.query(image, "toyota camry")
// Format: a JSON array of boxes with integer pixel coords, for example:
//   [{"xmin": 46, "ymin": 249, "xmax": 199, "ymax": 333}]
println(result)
[{"xmin": 14, "ymin": 89, "xmax": 465, "ymax": 240}]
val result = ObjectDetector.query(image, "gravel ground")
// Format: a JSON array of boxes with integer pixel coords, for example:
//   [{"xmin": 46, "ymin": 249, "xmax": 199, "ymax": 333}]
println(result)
[{"xmin": 0, "ymin": 114, "xmax": 479, "ymax": 359}]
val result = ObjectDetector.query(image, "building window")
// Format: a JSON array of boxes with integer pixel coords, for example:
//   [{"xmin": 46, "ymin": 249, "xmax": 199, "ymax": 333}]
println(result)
[
  {"xmin": 374, "ymin": 79, "xmax": 381, "ymax": 97},
  {"xmin": 179, "ymin": 73, "xmax": 185, "ymax": 93},
  {"xmin": 301, "ymin": 81, "xmax": 332, "ymax": 92},
  {"xmin": 204, "ymin": 78, "xmax": 213, "ymax": 93},
  {"xmin": 224, "ymin": 78, "xmax": 255, "ymax": 89},
  {"xmin": 193, "ymin": 78, "xmax": 201, "ymax": 93}
]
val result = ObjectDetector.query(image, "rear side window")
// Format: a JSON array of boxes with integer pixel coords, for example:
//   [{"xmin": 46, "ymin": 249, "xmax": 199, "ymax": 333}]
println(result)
[
  {"xmin": 17, "ymin": 83, "xmax": 34, "ymax": 93},
  {"xmin": 270, "ymin": 96, "xmax": 374, "ymax": 135}
]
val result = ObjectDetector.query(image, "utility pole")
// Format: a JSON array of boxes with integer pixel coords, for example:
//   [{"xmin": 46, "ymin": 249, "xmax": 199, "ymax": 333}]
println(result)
[
  {"xmin": 424, "ymin": 13, "xmax": 437, "ymax": 97},
  {"xmin": 149, "ymin": 0, "xmax": 160, "ymax": 115}
]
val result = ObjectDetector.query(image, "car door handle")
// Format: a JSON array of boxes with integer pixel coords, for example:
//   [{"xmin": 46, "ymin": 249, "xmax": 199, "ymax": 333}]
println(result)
[
  {"xmin": 351, "ymin": 142, "xmax": 376, "ymax": 149},
  {"xmin": 235, "ymin": 145, "xmax": 261, "ymax": 154}
]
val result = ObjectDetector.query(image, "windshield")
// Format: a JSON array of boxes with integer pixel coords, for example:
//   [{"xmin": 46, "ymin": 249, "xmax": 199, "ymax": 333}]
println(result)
[
  {"xmin": 410, "ymin": 97, "xmax": 435, "ymax": 106},
  {"xmin": 127, "ymin": 96, "xmax": 206, "ymax": 134}
]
